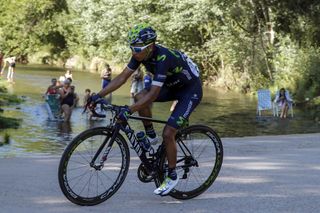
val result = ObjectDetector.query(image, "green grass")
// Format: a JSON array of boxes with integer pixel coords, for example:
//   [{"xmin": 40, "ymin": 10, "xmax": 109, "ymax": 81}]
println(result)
[
  {"xmin": 0, "ymin": 116, "xmax": 21, "ymax": 129},
  {"xmin": 0, "ymin": 80, "xmax": 22, "ymax": 130}
]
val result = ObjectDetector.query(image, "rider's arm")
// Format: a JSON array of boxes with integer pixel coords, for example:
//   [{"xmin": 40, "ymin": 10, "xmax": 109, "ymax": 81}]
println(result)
[
  {"xmin": 129, "ymin": 52, "xmax": 170, "ymax": 112},
  {"xmin": 129, "ymin": 85, "xmax": 161, "ymax": 113},
  {"xmin": 97, "ymin": 67, "xmax": 133, "ymax": 97}
]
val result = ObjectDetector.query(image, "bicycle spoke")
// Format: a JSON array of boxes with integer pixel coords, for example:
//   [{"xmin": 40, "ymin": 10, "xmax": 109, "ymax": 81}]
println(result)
[
  {"xmin": 82, "ymin": 139, "xmax": 94, "ymax": 159},
  {"xmin": 87, "ymin": 170, "xmax": 94, "ymax": 197},
  {"xmin": 69, "ymin": 159, "xmax": 89, "ymax": 166},
  {"xmin": 184, "ymin": 171, "xmax": 190, "ymax": 192},
  {"xmin": 97, "ymin": 171, "xmax": 108, "ymax": 192},
  {"xmin": 163, "ymin": 127, "xmax": 223, "ymax": 198},
  {"xmin": 96, "ymin": 171, "xmax": 99, "ymax": 197},
  {"xmin": 70, "ymin": 169, "xmax": 90, "ymax": 190},
  {"xmin": 195, "ymin": 144, "xmax": 209, "ymax": 159},
  {"xmin": 68, "ymin": 168, "xmax": 91, "ymax": 182},
  {"xmin": 99, "ymin": 169, "xmax": 116, "ymax": 182},
  {"xmin": 74, "ymin": 151, "xmax": 91, "ymax": 164},
  {"xmin": 190, "ymin": 169, "xmax": 202, "ymax": 186},
  {"xmin": 194, "ymin": 167, "xmax": 206, "ymax": 182},
  {"xmin": 68, "ymin": 164, "xmax": 89, "ymax": 171},
  {"xmin": 59, "ymin": 126, "xmax": 130, "ymax": 205},
  {"xmin": 79, "ymin": 170, "xmax": 93, "ymax": 196}
]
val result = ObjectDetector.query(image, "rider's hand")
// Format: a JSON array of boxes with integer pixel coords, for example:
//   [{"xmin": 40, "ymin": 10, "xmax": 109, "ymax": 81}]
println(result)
[{"xmin": 117, "ymin": 106, "xmax": 132, "ymax": 122}]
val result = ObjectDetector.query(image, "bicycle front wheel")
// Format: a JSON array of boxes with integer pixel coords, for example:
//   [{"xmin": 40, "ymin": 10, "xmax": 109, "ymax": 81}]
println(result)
[
  {"xmin": 158, "ymin": 125, "xmax": 223, "ymax": 199},
  {"xmin": 58, "ymin": 127, "xmax": 130, "ymax": 206}
]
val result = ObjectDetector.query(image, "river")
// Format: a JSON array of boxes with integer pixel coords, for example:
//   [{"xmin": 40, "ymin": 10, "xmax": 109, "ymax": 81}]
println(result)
[{"xmin": 0, "ymin": 64, "xmax": 319, "ymax": 157}]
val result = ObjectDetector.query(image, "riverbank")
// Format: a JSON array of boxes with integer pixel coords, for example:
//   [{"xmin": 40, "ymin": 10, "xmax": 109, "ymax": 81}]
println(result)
[
  {"xmin": 307, "ymin": 97, "xmax": 320, "ymax": 123},
  {"xmin": 1, "ymin": 65, "xmax": 319, "ymax": 156},
  {"xmin": 0, "ymin": 79, "xmax": 22, "ymax": 130},
  {"xmin": 0, "ymin": 133, "xmax": 319, "ymax": 213}
]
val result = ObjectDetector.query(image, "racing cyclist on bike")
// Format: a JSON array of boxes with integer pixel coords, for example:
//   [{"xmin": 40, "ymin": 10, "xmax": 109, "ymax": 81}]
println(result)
[{"xmin": 88, "ymin": 24, "xmax": 203, "ymax": 196}]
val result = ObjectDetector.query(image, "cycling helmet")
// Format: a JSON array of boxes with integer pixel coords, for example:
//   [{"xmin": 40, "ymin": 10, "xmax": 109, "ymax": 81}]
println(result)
[{"xmin": 128, "ymin": 23, "xmax": 157, "ymax": 45}]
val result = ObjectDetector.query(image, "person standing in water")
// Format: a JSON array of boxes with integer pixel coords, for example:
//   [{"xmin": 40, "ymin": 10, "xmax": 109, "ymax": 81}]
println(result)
[
  {"xmin": 1, "ymin": 56, "xmax": 16, "ymax": 82},
  {"xmin": 58, "ymin": 79, "xmax": 75, "ymax": 122}
]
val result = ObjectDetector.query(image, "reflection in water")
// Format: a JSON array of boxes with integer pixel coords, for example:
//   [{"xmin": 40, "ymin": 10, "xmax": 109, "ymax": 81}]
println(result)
[
  {"xmin": 0, "ymin": 65, "xmax": 319, "ymax": 156},
  {"xmin": 56, "ymin": 121, "xmax": 73, "ymax": 142}
]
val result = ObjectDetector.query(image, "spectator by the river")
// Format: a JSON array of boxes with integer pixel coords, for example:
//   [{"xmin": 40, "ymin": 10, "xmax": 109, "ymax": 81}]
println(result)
[
  {"xmin": 64, "ymin": 70, "xmax": 73, "ymax": 80},
  {"xmin": 58, "ymin": 79, "xmax": 75, "ymax": 122},
  {"xmin": 71, "ymin": 85, "xmax": 79, "ymax": 108},
  {"xmin": 101, "ymin": 64, "xmax": 112, "ymax": 89},
  {"xmin": 83, "ymin": 88, "xmax": 91, "ymax": 107},
  {"xmin": 144, "ymin": 71, "xmax": 152, "ymax": 91},
  {"xmin": 45, "ymin": 78, "xmax": 58, "ymax": 95},
  {"xmin": 100, "ymin": 64, "xmax": 113, "ymax": 104},
  {"xmin": 1, "ymin": 56, "xmax": 16, "ymax": 82},
  {"xmin": 130, "ymin": 67, "xmax": 143, "ymax": 98},
  {"xmin": 274, "ymin": 88, "xmax": 293, "ymax": 118}
]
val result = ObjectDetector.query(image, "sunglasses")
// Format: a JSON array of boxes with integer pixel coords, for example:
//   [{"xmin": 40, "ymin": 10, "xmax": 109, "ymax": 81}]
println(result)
[{"xmin": 130, "ymin": 43, "xmax": 153, "ymax": 53}]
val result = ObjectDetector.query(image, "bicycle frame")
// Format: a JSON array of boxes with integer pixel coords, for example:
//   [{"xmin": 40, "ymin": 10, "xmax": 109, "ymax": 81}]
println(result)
[
  {"xmin": 60, "ymin": 102, "xmax": 223, "ymax": 204},
  {"xmin": 90, "ymin": 114, "xmax": 167, "ymax": 174}
]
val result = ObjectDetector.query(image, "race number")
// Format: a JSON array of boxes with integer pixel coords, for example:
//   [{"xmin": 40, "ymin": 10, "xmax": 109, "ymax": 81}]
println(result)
[{"xmin": 181, "ymin": 53, "xmax": 200, "ymax": 77}]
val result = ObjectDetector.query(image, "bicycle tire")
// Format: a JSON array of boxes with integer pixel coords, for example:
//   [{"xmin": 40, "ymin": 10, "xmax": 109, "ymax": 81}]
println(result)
[
  {"xmin": 157, "ymin": 125, "xmax": 223, "ymax": 199},
  {"xmin": 58, "ymin": 127, "xmax": 130, "ymax": 206}
]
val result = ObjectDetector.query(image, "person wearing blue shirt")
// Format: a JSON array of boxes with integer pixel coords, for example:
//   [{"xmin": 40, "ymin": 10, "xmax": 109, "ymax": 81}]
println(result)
[
  {"xmin": 88, "ymin": 24, "xmax": 202, "ymax": 196},
  {"xmin": 143, "ymin": 71, "xmax": 152, "ymax": 90}
]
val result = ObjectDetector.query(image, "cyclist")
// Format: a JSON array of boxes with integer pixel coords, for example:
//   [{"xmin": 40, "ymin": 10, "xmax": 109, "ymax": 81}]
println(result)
[{"xmin": 88, "ymin": 24, "xmax": 202, "ymax": 196}]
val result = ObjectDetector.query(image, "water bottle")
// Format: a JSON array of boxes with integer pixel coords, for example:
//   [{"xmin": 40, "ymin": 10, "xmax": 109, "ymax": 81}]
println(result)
[{"xmin": 136, "ymin": 131, "xmax": 151, "ymax": 152}]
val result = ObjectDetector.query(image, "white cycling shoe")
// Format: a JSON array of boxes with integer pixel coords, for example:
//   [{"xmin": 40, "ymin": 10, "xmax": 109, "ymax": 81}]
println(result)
[{"xmin": 154, "ymin": 176, "xmax": 179, "ymax": 196}]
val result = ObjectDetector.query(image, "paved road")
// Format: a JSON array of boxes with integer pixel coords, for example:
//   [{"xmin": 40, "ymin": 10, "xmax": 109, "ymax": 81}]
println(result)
[{"xmin": 0, "ymin": 133, "xmax": 320, "ymax": 213}]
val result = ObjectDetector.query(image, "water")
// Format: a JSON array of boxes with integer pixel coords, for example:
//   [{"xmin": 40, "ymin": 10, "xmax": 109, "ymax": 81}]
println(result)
[{"xmin": 0, "ymin": 64, "xmax": 319, "ymax": 157}]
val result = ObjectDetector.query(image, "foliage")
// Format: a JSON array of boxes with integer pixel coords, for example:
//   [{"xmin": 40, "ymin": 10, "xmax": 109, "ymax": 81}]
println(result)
[
  {"xmin": 0, "ymin": 0, "xmax": 68, "ymax": 60},
  {"xmin": 0, "ymin": 0, "xmax": 320, "ymax": 100}
]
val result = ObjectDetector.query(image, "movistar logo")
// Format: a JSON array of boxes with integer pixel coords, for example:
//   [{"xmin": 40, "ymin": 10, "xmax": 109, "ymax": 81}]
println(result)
[
  {"xmin": 176, "ymin": 116, "xmax": 189, "ymax": 128},
  {"xmin": 173, "ymin": 66, "xmax": 183, "ymax": 73},
  {"xmin": 157, "ymin": 54, "xmax": 166, "ymax": 61},
  {"xmin": 169, "ymin": 50, "xmax": 180, "ymax": 58}
]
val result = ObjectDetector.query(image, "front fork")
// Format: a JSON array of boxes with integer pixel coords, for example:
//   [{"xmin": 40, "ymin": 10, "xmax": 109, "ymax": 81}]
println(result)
[{"xmin": 90, "ymin": 126, "xmax": 119, "ymax": 170}]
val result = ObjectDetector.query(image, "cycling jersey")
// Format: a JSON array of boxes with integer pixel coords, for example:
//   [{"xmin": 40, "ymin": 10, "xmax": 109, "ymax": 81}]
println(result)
[
  {"xmin": 127, "ymin": 44, "xmax": 200, "ymax": 89},
  {"xmin": 127, "ymin": 44, "xmax": 203, "ymax": 129}
]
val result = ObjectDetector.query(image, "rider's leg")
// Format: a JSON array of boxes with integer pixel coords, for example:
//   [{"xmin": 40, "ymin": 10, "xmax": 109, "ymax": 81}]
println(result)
[
  {"xmin": 134, "ymin": 90, "xmax": 152, "ymax": 126},
  {"xmin": 154, "ymin": 82, "xmax": 202, "ymax": 195},
  {"xmin": 153, "ymin": 124, "xmax": 178, "ymax": 195},
  {"xmin": 163, "ymin": 125, "xmax": 177, "ymax": 171},
  {"xmin": 134, "ymin": 90, "xmax": 158, "ymax": 141}
]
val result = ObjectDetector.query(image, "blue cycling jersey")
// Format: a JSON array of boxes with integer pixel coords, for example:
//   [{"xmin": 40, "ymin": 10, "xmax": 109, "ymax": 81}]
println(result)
[{"xmin": 127, "ymin": 44, "xmax": 200, "ymax": 89}]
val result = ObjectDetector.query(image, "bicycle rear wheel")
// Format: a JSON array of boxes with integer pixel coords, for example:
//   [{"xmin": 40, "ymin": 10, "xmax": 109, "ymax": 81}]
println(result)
[
  {"xmin": 157, "ymin": 125, "xmax": 223, "ymax": 199},
  {"xmin": 58, "ymin": 127, "xmax": 130, "ymax": 205}
]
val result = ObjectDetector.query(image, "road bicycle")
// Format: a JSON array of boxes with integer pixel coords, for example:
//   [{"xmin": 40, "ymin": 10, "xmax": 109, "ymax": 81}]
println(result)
[{"xmin": 58, "ymin": 101, "xmax": 223, "ymax": 206}]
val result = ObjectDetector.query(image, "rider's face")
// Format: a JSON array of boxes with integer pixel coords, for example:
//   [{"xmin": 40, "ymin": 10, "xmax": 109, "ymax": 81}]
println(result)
[
  {"xmin": 132, "ymin": 50, "xmax": 148, "ymax": 61},
  {"xmin": 131, "ymin": 44, "xmax": 153, "ymax": 61}
]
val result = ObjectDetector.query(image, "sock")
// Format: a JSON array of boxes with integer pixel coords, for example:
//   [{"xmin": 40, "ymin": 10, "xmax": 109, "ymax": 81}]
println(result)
[
  {"xmin": 168, "ymin": 167, "xmax": 177, "ymax": 180},
  {"xmin": 144, "ymin": 124, "xmax": 156, "ymax": 138}
]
